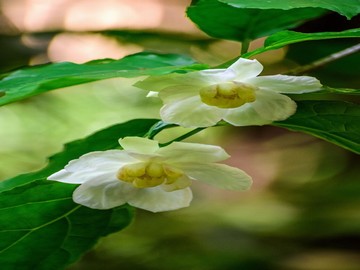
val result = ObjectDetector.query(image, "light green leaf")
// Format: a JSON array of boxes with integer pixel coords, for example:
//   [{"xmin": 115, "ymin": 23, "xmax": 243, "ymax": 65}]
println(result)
[
  {"xmin": 187, "ymin": 0, "xmax": 325, "ymax": 42},
  {"xmin": 0, "ymin": 118, "xmax": 159, "ymax": 269},
  {"xmin": 244, "ymin": 28, "xmax": 360, "ymax": 57},
  {"xmin": 324, "ymin": 87, "xmax": 360, "ymax": 95},
  {"xmin": 273, "ymin": 100, "xmax": 360, "ymax": 154},
  {"xmin": 220, "ymin": 0, "xmax": 360, "ymax": 19},
  {"xmin": 0, "ymin": 52, "xmax": 203, "ymax": 106}
]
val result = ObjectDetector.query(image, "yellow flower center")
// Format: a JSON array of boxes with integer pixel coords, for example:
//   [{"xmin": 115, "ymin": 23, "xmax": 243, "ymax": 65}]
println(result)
[
  {"xmin": 199, "ymin": 82, "xmax": 257, "ymax": 108},
  {"xmin": 117, "ymin": 161, "xmax": 191, "ymax": 191}
]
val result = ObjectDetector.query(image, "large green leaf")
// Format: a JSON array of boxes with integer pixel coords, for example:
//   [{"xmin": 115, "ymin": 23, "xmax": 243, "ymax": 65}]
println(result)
[
  {"xmin": 0, "ymin": 118, "xmax": 159, "ymax": 269},
  {"xmin": 220, "ymin": 0, "xmax": 360, "ymax": 19},
  {"xmin": 243, "ymin": 28, "xmax": 360, "ymax": 58},
  {"xmin": 273, "ymin": 100, "xmax": 360, "ymax": 154},
  {"xmin": 0, "ymin": 52, "xmax": 203, "ymax": 106},
  {"xmin": 187, "ymin": 0, "xmax": 325, "ymax": 42},
  {"xmin": 0, "ymin": 181, "xmax": 133, "ymax": 270}
]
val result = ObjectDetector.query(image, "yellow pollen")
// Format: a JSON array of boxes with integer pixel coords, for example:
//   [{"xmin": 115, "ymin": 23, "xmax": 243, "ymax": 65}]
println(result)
[
  {"xmin": 117, "ymin": 161, "xmax": 189, "ymax": 190},
  {"xmin": 199, "ymin": 82, "xmax": 257, "ymax": 108}
]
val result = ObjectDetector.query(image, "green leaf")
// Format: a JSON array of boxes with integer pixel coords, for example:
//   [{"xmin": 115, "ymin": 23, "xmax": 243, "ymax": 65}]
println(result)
[
  {"xmin": 0, "ymin": 52, "xmax": 203, "ymax": 106},
  {"xmin": 244, "ymin": 28, "xmax": 360, "ymax": 58},
  {"xmin": 0, "ymin": 118, "xmax": 159, "ymax": 269},
  {"xmin": 220, "ymin": 0, "xmax": 360, "ymax": 19},
  {"xmin": 187, "ymin": 0, "xmax": 325, "ymax": 42},
  {"xmin": 0, "ymin": 181, "xmax": 133, "ymax": 270},
  {"xmin": 273, "ymin": 101, "xmax": 360, "ymax": 154}
]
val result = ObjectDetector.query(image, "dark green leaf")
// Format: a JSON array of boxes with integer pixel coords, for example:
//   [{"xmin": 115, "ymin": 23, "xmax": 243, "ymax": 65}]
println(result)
[
  {"xmin": 0, "ymin": 118, "xmax": 159, "ymax": 269},
  {"xmin": 220, "ymin": 0, "xmax": 360, "ymax": 19},
  {"xmin": 273, "ymin": 100, "xmax": 360, "ymax": 154},
  {"xmin": 0, "ymin": 180, "xmax": 133, "ymax": 270},
  {"xmin": 244, "ymin": 28, "xmax": 360, "ymax": 57},
  {"xmin": 0, "ymin": 52, "xmax": 203, "ymax": 106},
  {"xmin": 187, "ymin": 0, "xmax": 325, "ymax": 42}
]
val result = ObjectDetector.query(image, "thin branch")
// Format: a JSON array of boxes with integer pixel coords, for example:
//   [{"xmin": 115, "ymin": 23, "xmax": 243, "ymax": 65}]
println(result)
[
  {"xmin": 287, "ymin": 43, "xmax": 360, "ymax": 75},
  {"xmin": 159, "ymin": 128, "xmax": 205, "ymax": 147}
]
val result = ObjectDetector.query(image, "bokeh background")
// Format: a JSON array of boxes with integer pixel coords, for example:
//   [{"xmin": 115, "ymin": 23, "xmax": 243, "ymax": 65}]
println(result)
[{"xmin": 0, "ymin": 1, "xmax": 359, "ymax": 269}]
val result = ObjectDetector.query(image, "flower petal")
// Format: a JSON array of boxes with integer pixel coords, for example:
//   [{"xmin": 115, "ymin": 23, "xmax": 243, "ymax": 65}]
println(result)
[
  {"xmin": 158, "ymin": 85, "xmax": 199, "ymax": 103},
  {"xmin": 62, "ymin": 150, "xmax": 134, "ymax": 172},
  {"xmin": 223, "ymin": 104, "xmax": 273, "ymax": 126},
  {"xmin": 160, "ymin": 96, "xmax": 224, "ymax": 127},
  {"xmin": 246, "ymin": 75, "xmax": 322, "ymax": 93},
  {"xmin": 119, "ymin": 137, "xmax": 160, "ymax": 155},
  {"xmin": 228, "ymin": 58, "xmax": 263, "ymax": 80},
  {"xmin": 48, "ymin": 150, "xmax": 130, "ymax": 184},
  {"xmin": 199, "ymin": 68, "xmax": 236, "ymax": 83},
  {"xmin": 127, "ymin": 187, "xmax": 193, "ymax": 212},
  {"xmin": 180, "ymin": 163, "xmax": 252, "ymax": 190},
  {"xmin": 73, "ymin": 178, "xmax": 137, "ymax": 209},
  {"xmin": 158, "ymin": 141, "xmax": 230, "ymax": 163},
  {"xmin": 252, "ymin": 90, "xmax": 297, "ymax": 121},
  {"xmin": 133, "ymin": 72, "xmax": 207, "ymax": 92},
  {"xmin": 48, "ymin": 169, "xmax": 114, "ymax": 184},
  {"xmin": 224, "ymin": 91, "xmax": 296, "ymax": 126}
]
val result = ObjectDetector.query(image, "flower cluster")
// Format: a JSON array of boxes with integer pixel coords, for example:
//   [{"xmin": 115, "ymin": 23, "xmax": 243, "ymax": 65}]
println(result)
[{"xmin": 48, "ymin": 57, "xmax": 321, "ymax": 212}]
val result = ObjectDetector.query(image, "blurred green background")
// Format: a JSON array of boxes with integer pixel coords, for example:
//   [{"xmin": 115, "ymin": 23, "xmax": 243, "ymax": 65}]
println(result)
[{"xmin": 0, "ymin": 1, "xmax": 359, "ymax": 269}]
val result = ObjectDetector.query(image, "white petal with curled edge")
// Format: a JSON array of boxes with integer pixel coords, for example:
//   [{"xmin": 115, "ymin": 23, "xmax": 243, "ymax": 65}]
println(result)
[
  {"xmin": 252, "ymin": 90, "xmax": 297, "ymax": 121},
  {"xmin": 180, "ymin": 163, "xmax": 252, "ymax": 190},
  {"xmin": 246, "ymin": 75, "xmax": 322, "ymax": 94},
  {"xmin": 127, "ymin": 187, "xmax": 193, "ymax": 212},
  {"xmin": 119, "ymin": 137, "xmax": 160, "ymax": 155},
  {"xmin": 62, "ymin": 150, "xmax": 136, "ymax": 172},
  {"xmin": 47, "ymin": 150, "xmax": 134, "ymax": 184},
  {"xmin": 228, "ymin": 58, "xmax": 263, "ymax": 80},
  {"xmin": 48, "ymin": 168, "xmax": 116, "ymax": 185},
  {"xmin": 73, "ymin": 178, "xmax": 137, "ymax": 209},
  {"xmin": 158, "ymin": 142, "xmax": 229, "ymax": 164},
  {"xmin": 223, "ymin": 103, "xmax": 274, "ymax": 126},
  {"xmin": 160, "ymin": 96, "xmax": 224, "ymax": 128}
]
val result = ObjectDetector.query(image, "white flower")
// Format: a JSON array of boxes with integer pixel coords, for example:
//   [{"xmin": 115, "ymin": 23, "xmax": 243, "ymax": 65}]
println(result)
[
  {"xmin": 134, "ymin": 58, "xmax": 322, "ymax": 127},
  {"xmin": 48, "ymin": 137, "xmax": 252, "ymax": 212}
]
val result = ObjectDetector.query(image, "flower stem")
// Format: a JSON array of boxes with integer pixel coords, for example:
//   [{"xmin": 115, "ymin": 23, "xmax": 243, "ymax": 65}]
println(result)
[
  {"xmin": 241, "ymin": 40, "xmax": 251, "ymax": 55},
  {"xmin": 146, "ymin": 121, "xmax": 177, "ymax": 139},
  {"xmin": 287, "ymin": 43, "xmax": 360, "ymax": 75},
  {"xmin": 159, "ymin": 128, "xmax": 206, "ymax": 147}
]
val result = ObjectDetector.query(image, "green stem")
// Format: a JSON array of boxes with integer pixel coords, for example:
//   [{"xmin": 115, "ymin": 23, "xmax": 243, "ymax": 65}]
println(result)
[
  {"xmin": 159, "ymin": 128, "xmax": 206, "ymax": 147},
  {"xmin": 287, "ymin": 43, "xmax": 360, "ymax": 75},
  {"xmin": 241, "ymin": 40, "xmax": 251, "ymax": 55},
  {"xmin": 145, "ymin": 121, "xmax": 177, "ymax": 139}
]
